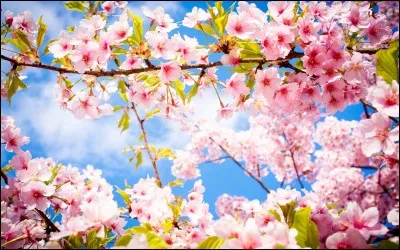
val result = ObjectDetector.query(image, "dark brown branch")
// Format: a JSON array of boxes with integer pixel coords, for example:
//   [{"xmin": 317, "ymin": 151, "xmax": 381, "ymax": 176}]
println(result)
[
  {"xmin": 361, "ymin": 99, "xmax": 371, "ymax": 119},
  {"xmin": 1, "ymin": 169, "xmax": 8, "ymax": 184},
  {"xmin": 289, "ymin": 149, "xmax": 305, "ymax": 189},
  {"xmin": 1, "ymin": 51, "xmax": 303, "ymax": 77},
  {"xmin": 360, "ymin": 99, "xmax": 398, "ymax": 123},
  {"xmin": 131, "ymin": 103, "xmax": 162, "ymax": 188}
]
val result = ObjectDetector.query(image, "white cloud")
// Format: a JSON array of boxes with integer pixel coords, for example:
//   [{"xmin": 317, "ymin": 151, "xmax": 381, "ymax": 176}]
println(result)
[
  {"xmin": 5, "ymin": 74, "xmax": 142, "ymax": 174},
  {"xmin": 128, "ymin": 1, "xmax": 184, "ymax": 17}
]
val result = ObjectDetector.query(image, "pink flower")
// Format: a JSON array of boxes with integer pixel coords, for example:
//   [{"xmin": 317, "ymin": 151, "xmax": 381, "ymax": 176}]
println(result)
[
  {"xmin": 261, "ymin": 32, "xmax": 280, "ymax": 60},
  {"xmin": 216, "ymin": 105, "xmax": 236, "ymax": 121},
  {"xmin": 102, "ymin": 1, "xmax": 115, "ymax": 14},
  {"xmin": 20, "ymin": 181, "xmax": 55, "ymax": 210},
  {"xmin": 182, "ymin": 7, "xmax": 210, "ymax": 28},
  {"xmin": 221, "ymin": 49, "xmax": 240, "ymax": 66},
  {"xmin": 69, "ymin": 41, "xmax": 99, "ymax": 73},
  {"xmin": 5, "ymin": 10, "xmax": 13, "ymax": 26},
  {"xmin": 16, "ymin": 158, "xmax": 52, "ymax": 183},
  {"xmin": 303, "ymin": 53, "xmax": 326, "ymax": 76},
  {"xmin": 145, "ymin": 31, "xmax": 175, "ymax": 59},
  {"xmin": 159, "ymin": 61, "xmax": 181, "ymax": 82},
  {"xmin": 341, "ymin": 3, "xmax": 370, "ymax": 32},
  {"xmin": 108, "ymin": 13, "xmax": 132, "ymax": 44},
  {"xmin": 343, "ymin": 52, "xmax": 372, "ymax": 83},
  {"xmin": 12, "ymin": 11, "xmax": 37, "ymax": 34},
  {"xmin": 360, "ymin": 112, "xmax": 399, "ymax": 157},
  {"xmin": 1, "ymin": 126, "xmax": 30, "ymax": 153},
  {"xmin": 363, "ymin": 17, "xmax": 391, "ymax": 45},
  {"xmin": 222, "ymin": 218, "xmax": 263, "ymax": 249},
  {"xmin": 98, "ymin": 30, "xmax": 113, "ymax": 64},
  {"xmin": 270, "ymin": 24, "xmax": 295, "ymax": 56},
  {"xmin": 367, "ymin": 80, "xmax": 399, "ymax": 117},
  {"xmin": 80, "ymin": 199, "xmax": 120, "ymax": 225},
  {"xmin": 254, "ymin": 68, "xmax": 281, "ymax": 99},
  {"xmin": 225, "ymin": 73, "xmax": 249, "ymax": 98},
  {"xmin": 80, "ymin": 15, "xmax": 106, "ymax": 31},
  {"xmin": 127, "ymin": 85, "xmax": 156, "ymax": 109},
  {"xmin": 120, "ymin": 56, "xmax": 142, "ymax": 70},
  {"xmin": 225, "ymin": 13, "xmax": 255, "ymax": 39},
  {"xmin": 10, "ymin": 150, "xmax": 31, "ymax": 170},
  {"xmin": 323, "ymin": 92, "xmax": 347, "ymax": 114},
  {"xmin": 297, "ymin": 14, "xmax": 321, "ymax": 43},
  {"xmin": 268, "ymin": 2, "xmax": 296, "ymax": 20},
  {"xmin": 71, "ymin": 92, "xmax": 100, "ymax": 119},
  {"xmin": 49, "ymin": 31, "xmax": 72, "ymax": 58},
  {"xmin": 338, "ymin": 202, "xmax": 388, "ymax": 239},
  {"xmin": 326, "ymin": 228, "xmax": 372, "ymax": 249},
  {"xmin": 171, "ymin": 34, "xmax": 199, "ymax": 63}
]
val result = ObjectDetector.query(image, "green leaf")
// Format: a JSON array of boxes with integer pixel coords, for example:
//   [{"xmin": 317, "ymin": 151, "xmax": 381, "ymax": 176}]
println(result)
[
  {"xmin": 327, "ymin": 202, "xmax": 338, "ymax": 210},
  {"xmin": 66, "ymin": 234, "xmax": 83, "ymax": 249},
  {"xmin": 126, "ymin": 226, "xmax": 149, "ymax": 235},
  {"xmin": 196, "ymin": 236, "xmax": 225, "ymax": 249},
  {"xmin": 376, "ymin": 39, "xmax": 399, "ymax": 84},
  {"xmin": 195, "ymin": 23, "xmax": 216, "ymax": 37},
  {"xmin": 7, "ymin": 73, "xmax": 27, "ymax": 105},
  {"xmin": 172, "ymin": 80, "xmax": 186, "ymax": 104},
  {"xmin": 187, "ymin": 83, "xmax": 199, "ymax": 103},
  {"xmin": 238, "ymin": 40, "xmax": 262, "ymax": 58},
  {"xmin": 305, "ymin": 220, "xmax": 319, "ymax": 249},
  {"xmin": 135, "ymin": 151, "xmax": 143, "ymax": 169},
  {"xmin": 145, "ymin": 109, "xmax": 160, "ymax": 120},
  {"xmin": 127, "ymin": 10, "xmax": 143, "ymax": 45},
  {"xmin": 146, "ymin": 232, "xmax": 169, "ymax": 249},
  {"xmin": 67, "ymin": 26, "xmax": 75, "ymax": 32},
  {"xmin": 294, "ymin": 60, "xmax": 305, "ymax": 71},
  {"xmin": 86, "ymin": 228, "xmax": 102, "ymax": 249},
  {"xmin": 215, "ymin": 13, "xmax": 228, "ymax": 35},
  {"xmin": 3, "ymin": 38, "xmax": 29, "ymax": 52},
  {"xmin": 291, "ymin": 207, "xmax": 319, "ymax": 249},
  {"xmin": 279, "ymin": 201, "xmax": 297, "ymax": 227},
  {"xmin": 156, "ymin": 148, "xmax": 176, "ymax": 160},
  {"xmin": 36, "ymin": 16, "xmax": 47, "ymax": 48},
  {"xmin": 116, "ymin": 186, "xmax": 132, "ymax": 206},
  {"xmin": 115, "ymin": 234, "xmax": 133, "ymax": 247},
  {"xmin": 232, "ymin": 62, "xmax": 258, "ymax": 73},
  {"xmin": 113, "ymin": 47, "xmax": 128, "ymax": 55},
  {"xmin": 215, "ymin": 2, "xmax": 224, "ymax": 16},
  {"xmin": 118, "ymin": 113, "xmax": 130, "ymax": 133},
  {"xmin": 65, "ymin": 1, "xmax": 88, "ymax": 12},
  {"xmin": 13, "ymin": 30, "xmax": 32, "ymax": 49},
  {"xmin": 167, "ymin": 197, "xmax": 183, "ymax": 222},
  {"xmin": 161, "ymin": 219, "xmax": 173, "ymax": 233},
  {"xmin": 168, "ymin": 179, "xmax": 184, "ymax": 187},
  {"xmin": 375, "ymin": 239, "xmax": 399, "ymax": 249},
  {"xmin": 268, "ymin": 209, "xmax": 282, "ymax": 222},
  {"xmin": 113, "ymin": 105, "xmax": 123, "ymax": 112}
]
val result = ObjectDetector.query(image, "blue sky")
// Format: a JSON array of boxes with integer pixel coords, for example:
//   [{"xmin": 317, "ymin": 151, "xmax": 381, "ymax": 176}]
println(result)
[{"xmin": 1, "ymin": 1, "xmax": 368, "ymax": 220}]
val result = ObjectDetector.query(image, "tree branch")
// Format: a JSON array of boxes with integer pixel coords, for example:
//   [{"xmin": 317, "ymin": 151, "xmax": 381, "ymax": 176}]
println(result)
[
  {"xmin": 208, "ymin": 136, "xmax": 271, "ymax": 193},
  {"xmin": 288, "ymin": 148, "xmax": 305, "ymax": 189},
  {"xmin": 1, "ymin": 51, "xmax": 303, "ymax": 77},
  {"xmin": 131, "ymin": 103, "xmax": 163, "ymax": 188},
  {"xmin": 360, "ymin": 99, "xmax": 399, "ymax": 123}
]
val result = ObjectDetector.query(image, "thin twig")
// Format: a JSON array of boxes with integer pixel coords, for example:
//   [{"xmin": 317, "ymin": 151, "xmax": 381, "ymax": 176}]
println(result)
[
  {"xmin": 131, "ymin": 103, "xmax": 163, "ymax": 188},
  {"xmin": 360, "ymin": 99, "xmax": 398, "ymax": 123}
]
